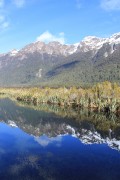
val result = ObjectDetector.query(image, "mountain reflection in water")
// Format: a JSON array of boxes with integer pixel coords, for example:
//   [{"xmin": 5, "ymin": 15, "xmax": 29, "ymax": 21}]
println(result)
[{"xmin": 0, "ymin": 98, "xmax": 120, "ymax": 180}]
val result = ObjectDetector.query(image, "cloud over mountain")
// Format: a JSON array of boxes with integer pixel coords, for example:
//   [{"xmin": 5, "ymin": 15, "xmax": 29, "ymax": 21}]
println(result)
[{"xmin": 36, "ymin": 31, "xmax": 65, "ymax": 44}]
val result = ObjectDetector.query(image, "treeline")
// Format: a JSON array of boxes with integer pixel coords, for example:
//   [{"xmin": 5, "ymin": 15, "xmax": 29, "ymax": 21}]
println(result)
[{"xmin": 0, "ymin": 81, "xmax": 120, "ymax": 113}]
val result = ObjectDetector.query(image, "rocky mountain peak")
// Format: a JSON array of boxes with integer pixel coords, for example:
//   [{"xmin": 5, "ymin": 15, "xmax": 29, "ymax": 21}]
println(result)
[
  {"xmin": 76, "ymin": 33, "xmax": 120, "ymax": 52},
  {"xmin": 0, "ymin": 32, "xmax": 119, "ymax": 87},
  {"xmin": 48, "ymin": 41, "xmax": 62, "ymax": 46},
  {"xmin": 18, "ymin": 40, "xmax": 79, "ymax": 56},
  {"xmin": 83, "ymin": 36, "xmax": 102, "ymax": 42},
  {"xmin": 110, "ymin": 32, "xmax": 120, "ymax": 39},
  {"xmin": 9, "ymin": 49, "xmax": 19, "ymax": 56},
  {"xmin": 1, "ymin": 32, "xmax": 120, "ymax": 58}
]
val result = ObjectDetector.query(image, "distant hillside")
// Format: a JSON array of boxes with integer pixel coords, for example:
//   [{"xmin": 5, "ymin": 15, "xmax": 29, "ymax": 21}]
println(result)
[{"xmin": 0, "ymin": 33, "xmax": 120, "ymax": 87}]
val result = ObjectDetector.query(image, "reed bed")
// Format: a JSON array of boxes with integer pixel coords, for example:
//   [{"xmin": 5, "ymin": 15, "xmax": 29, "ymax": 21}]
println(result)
[{"xmin": 0, "ymin": 81, "xmax": 120, "ymax": 113}]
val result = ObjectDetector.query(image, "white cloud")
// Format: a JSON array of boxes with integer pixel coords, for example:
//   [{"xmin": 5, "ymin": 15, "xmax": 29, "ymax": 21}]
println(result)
[
  {"xmin": 34, "ymin": 135, "xmax": 62, "ymax": 147},
  {"xmin": 76, "ymin": 0, "xmax": 81, "ymax": 9},
  {"xmin": 0, "ymin": 1, "xmax": 9, "ymax": 31},
  {"xmin": 101, "ymin": 0, "xmax": 120, "ymax": 11},
  {"xmin": 12, "ymin": 0, "xmax": 25, "ymax": 8},
  {"xmin": 0, "ymin": 14, "xmax": 9, "ymax": 30},
  {"xmin": 0, "ymin": 0, "xmax": 4, "ymax": 8},
  {"xmin": 1, "ymin": 21, "xmax": 9, "ymax": 28},
  {"xmin": 59, "ymin": 32, "xmax": 64, "ymax": 36},
  {"xmin": 0, "ymin": 20, "xmax": 9, "ymax": 31},
  {"xmin": 36, "ymin": 31, "xmax": 65, "ymax": 44},
  {"xmin": 0, "ymin": 15, "xmax": 4, "ymax": 22},
  {"xmin": 0, "ymin": 0, "xmax": 26, "ymax": 32}
]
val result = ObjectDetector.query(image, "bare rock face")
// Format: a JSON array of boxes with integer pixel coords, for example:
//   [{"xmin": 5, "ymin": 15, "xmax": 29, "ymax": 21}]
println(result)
[{"xmin": 17, "ymin": 41, "xmax": 79, "ymax": 56}]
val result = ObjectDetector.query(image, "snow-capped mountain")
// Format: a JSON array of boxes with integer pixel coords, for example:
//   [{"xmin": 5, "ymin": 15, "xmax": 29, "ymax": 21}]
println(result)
[
  {"xmin": 66, "ymin": 125, "xmax": 120, "ymax": 151},
  {"xmin": 19, "ymin": 41, "xmax": 78, "ymax": 56},
  {"xmin": 5, "ymin": 119, "xmax": 120, "ymax": 151},
  {"xmin": 0, "ymin": 32, "xmax": 119, "ymax": 86},
  {"xmin": 2, "ymin": 32, "xmax": 120, "ymax": 57}
]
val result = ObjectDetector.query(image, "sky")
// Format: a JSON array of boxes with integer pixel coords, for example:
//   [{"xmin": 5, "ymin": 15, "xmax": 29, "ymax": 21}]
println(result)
[{"xmin": 0, "ymin": 0, "xmax": 120, "ymax": 53}]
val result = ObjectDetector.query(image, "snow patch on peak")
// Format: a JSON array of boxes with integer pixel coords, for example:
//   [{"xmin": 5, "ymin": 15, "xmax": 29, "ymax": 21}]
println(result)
[
  {"xmin": 67, "ymin": 43, "xmax": 79, "ymax": 54},
  {"xmin": 110, "ymin": 32, "xmax": 120, "ymax": 39},
  {"xmin": 79, "ymin": 36, "xmax": 106, "ymax": 52},
  {"xmin": 108, "ymin": 35, "xmax": 120, "ymax": 44},
  {"xmin": 4, "ymin": 32, "xmax": 120, "ymax": 57},
  {"xmin": 74, "ymin": 42, "xmax": 80, "ymax": 47},
  {"xmin": 9, "ymin": 49, "xmax": 19, "ymax": 56},
  {"xmin": 83, "ymin": 36, "xmax": 101, "ymax": 42},
  {"xmin": 7, "ymin": 120, "xmax": 18, "ymax": 128},
  {"xmin": 77, "ymin": 32, "xmax": 120, "ymax": 53}
]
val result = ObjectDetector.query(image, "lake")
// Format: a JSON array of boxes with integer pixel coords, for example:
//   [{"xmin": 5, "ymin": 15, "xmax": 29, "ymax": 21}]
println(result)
[{"xmin": 0, "ymin": 98, "xmax": 120, "ymax": 180}]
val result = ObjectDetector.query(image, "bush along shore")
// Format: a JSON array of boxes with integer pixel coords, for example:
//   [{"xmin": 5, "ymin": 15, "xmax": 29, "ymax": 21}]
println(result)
[{"xmin": 0, "ymin": 81, "xmax": 120, "ymax": 114}]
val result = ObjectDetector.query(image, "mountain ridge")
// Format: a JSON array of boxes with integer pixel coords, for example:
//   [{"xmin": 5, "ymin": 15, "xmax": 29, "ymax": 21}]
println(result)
[
  {"xmin": 0, "ymin": 32, "xmax": 120, "ymax": 87},
  {"xmin": 1, "ymin": 32, "xmax": 120, "ymax": 57}
]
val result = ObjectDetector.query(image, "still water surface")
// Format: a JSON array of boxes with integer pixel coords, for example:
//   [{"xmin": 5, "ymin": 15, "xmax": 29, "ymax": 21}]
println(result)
[{"xmin": 0, "ymin": 98, "xmax": 120, "ymax": 180}]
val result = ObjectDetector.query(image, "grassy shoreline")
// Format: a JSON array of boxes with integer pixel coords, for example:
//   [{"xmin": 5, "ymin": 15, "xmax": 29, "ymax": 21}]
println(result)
[{"xmin": 0, "ymin": 81, "xmax": 120, "ymax": 114}]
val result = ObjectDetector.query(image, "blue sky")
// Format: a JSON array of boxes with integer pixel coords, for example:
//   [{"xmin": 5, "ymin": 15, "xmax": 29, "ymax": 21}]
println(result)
[{"xmin": 0, "ymin": 0, "xmax": 120, "ymax": 53}]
